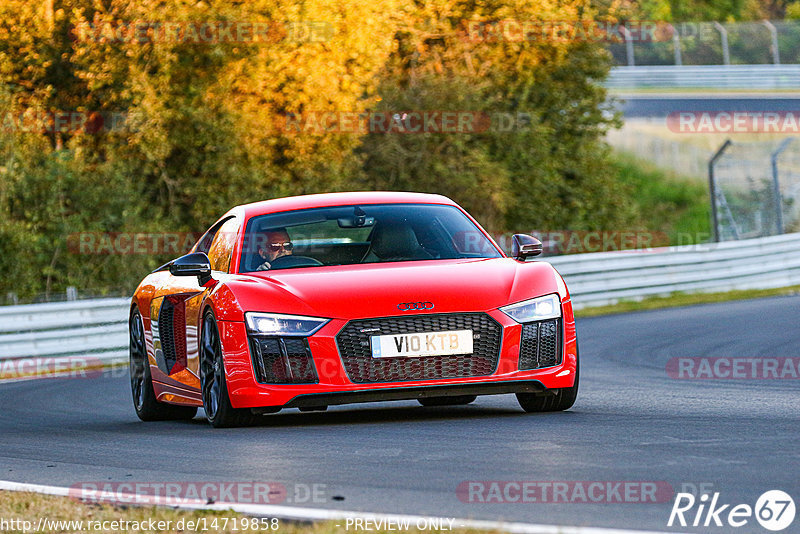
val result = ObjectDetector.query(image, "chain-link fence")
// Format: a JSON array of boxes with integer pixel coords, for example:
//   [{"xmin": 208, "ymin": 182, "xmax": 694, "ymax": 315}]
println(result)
[
  {"xmin": 608, "ymin": 20, "xmax": 800, "ymax": 66},
  {"xmin": 710, "ymin": 138, "xmax": 800, "ymax": 241}
]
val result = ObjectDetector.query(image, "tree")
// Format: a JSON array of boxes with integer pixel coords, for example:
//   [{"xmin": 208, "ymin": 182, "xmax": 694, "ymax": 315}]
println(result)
[
  {"xmin": 361, "ymin": 0, "xmax": 634, "ymax": 232},
  {"xmin": 0, "ymin": 0, "xmax": 641, "ymax": 299}
]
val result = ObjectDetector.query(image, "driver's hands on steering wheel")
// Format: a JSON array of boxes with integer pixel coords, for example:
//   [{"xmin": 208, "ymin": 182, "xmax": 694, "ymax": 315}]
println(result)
[
  {"xmin": 269, "ymin": 255, "xmax": 323, "ymax": 269},
  {"xmin": 256, "ymin": 261, "xmax": 271, "ymax": 271}
]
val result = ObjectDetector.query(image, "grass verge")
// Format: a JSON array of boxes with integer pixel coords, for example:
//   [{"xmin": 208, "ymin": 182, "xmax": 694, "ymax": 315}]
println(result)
[
  {"xmin": 575, "ymin": 285, "xmax": 800, "ymax": 318},
  {"xmin": 0, "ymin": 490, "xmax": 493, "ymax": 534},
  {"xmin": 609, "ymin": 152, "xmax": 711, "ymax": 245},
  {"xmin": 0, "ymin": 491, "xmax": 263, "ymax": 534}
]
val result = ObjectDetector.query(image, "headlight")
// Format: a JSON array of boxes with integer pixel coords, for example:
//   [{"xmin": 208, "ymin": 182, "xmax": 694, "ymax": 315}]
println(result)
[
  {"xmin": 500, "ymin": 294, "xmax": 561, "ymax": 323},
  {"xmin": 244, "ymin": 312, "xmax": 330, "ymax": 336}
]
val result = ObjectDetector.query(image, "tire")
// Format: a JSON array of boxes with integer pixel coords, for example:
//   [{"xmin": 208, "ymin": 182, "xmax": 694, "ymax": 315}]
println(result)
[
  {"xmin": 129, "ymin": 308, "xmax": 197, "ymax": 421},
  {"xmin": 200, "ymin": 310, "xmax": 257, "ymax": 428},
  {"xmin": 516, "ymin": 357, "xmax": 579, "ymax": 413},
  {"xmin": 418, "ymin": 395, "xmax": 477, "ymax": 407}
]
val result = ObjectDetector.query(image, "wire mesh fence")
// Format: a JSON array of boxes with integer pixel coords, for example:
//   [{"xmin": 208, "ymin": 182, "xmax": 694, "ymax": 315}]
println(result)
[
  {"xmin": 608, "ymin": 20, "xmax": 800, "ymax": 66},
  {"xmin": 710, "ymin": 138, "xmax": 800, "ymax": 241},
  {"xmin": 606, "ymin": 123, "xmax": 800, "ymax": 242}
]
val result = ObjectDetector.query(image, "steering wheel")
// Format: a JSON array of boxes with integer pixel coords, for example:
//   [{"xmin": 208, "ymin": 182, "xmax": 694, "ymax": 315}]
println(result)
[{"xmin": 269, "ymin": 255, "xmax": 323, "ymax": 269}]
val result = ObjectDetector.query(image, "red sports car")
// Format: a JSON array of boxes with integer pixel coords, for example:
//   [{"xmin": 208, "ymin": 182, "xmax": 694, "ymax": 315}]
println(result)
[{"xmin": 129, "ymin": 192, "xmax": 578, "ymax": 427}]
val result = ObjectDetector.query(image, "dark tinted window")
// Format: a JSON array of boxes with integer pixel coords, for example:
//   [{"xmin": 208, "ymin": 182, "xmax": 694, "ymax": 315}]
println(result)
[{"xmin": 239, "ymin": 203, "xmax": 501, "ymax": 272}]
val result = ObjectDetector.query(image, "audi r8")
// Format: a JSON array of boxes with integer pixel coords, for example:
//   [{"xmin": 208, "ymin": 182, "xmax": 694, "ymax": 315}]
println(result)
[{"xmin": 129, "ymin": 192, "xmax": 579, "ymax": 427}]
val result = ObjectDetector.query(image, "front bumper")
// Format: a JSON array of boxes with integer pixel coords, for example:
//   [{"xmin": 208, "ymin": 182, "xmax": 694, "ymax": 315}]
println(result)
[
  {"xmin": 219, "ymin": 305, "xmax": 578, "ymax": 410},
  {"xmin": 256, "ymin": 380, "xmax": 548, "ymax": 413}
]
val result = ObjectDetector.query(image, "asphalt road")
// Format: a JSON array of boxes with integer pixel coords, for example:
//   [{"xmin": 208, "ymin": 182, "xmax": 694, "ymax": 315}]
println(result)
[
  {"xmin": 1, "ymin": 296, "xmax": 798, "ymax": 533},
  {"xmin": 614, "ymin": 95, "xmax": 800, "ymax": 118}
]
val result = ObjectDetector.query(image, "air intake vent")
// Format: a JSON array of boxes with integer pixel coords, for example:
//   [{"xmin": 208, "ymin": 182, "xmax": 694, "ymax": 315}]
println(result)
[
  {"xmin": 249, "ymin": 337, "xmax": 318, "ymax": 384},
  {"xmin": 518, "ymin": 318, "xmax": 562, "ymax": 370},
  {"xmin": 155, "ymin": 296, "xmax": 187, "ymax": 375}
]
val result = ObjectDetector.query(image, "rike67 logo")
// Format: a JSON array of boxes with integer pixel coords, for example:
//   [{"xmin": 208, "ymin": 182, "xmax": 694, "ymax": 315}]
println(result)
[{"xmin": 669, "ymin": 490, "xmax": 795, "ymax": 531}]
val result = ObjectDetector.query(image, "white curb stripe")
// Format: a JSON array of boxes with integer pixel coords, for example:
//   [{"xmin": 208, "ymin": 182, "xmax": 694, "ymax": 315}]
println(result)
[{"xmin": 0, "ymin": 479, "xmax": 683, "ymax": 534}]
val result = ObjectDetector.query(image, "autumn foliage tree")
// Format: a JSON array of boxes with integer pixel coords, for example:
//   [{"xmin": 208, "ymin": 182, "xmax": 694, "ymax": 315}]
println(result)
[{"xmin": 0, "ymin": 0, "xmax": 634, "ymax": 300}]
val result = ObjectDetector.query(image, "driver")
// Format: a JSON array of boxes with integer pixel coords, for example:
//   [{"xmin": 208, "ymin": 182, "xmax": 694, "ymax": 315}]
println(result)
[{"xmin": 255, "ymin": 227, "xmax": 293, "ymax": 271}]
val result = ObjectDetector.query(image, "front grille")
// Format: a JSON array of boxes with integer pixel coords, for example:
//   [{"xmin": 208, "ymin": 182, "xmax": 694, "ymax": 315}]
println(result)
[
  {"xmin": 249, "ymin": 337, "xmax": 318, "ymax": 384},
  {"xmin": 336, "ymin": 313, "xmax": 502, "ymax": 384},
  {"xmin": 519, "ymin": 318, "xmax": 562, "ymax": 370}
]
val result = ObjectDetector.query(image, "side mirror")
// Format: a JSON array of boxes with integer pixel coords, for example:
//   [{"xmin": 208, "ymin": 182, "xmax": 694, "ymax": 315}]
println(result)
[
  {"xmin": 169, "ymin": 252, "xmax": 213, "ymax": 285},
  {"xmin": 511, "ymin": 234, "xmax": 543, "ymax": 261}
]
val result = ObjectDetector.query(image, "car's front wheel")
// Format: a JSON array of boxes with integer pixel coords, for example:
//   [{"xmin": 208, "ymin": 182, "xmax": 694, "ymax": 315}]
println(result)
[
  {"xmin": 516, "ymin": 358, "xmax": 579, "ymax": 413},
  {"xmin": 200, "ymin": 310, "xmax": 257, "ymax": 428},
  {"xmin": 129, "ymin": 308, "xmax": 197, "ymax": 421}
]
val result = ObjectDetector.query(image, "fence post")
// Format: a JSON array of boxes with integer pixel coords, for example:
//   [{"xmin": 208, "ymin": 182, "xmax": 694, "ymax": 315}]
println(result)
[
  {"xmin": 763, "ymin": 20, "xmax": 780, "ymax": 65},
  {"xmin": 672, "ymin": 25, "xmax": 682, "ymax": 66},
  {"xmin": 620, "ymin": 25, "xmax": 635, "ymax": 66},
  {"xmin": 709, "ymin": 139, "xmax": 733, "ymax": 242},
  {"xmin": 771, "ymin": 138, "xmax": 794, "ymax": 235},
  {"xmin": 713, "ymin": 22, "xmax": 730, "ymax": 65},
  {"xmin": 66, "ymin": 286, "xmax": 78, "ymax": 301}
]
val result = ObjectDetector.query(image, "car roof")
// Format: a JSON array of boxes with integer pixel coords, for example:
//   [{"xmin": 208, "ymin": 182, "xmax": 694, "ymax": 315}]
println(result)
[{"xmin": 236, "ymin": 191, "xmax": 457, "ymax": 218}]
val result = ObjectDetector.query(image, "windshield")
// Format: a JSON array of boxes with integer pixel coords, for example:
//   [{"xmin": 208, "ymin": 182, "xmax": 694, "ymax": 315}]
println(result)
[{"xmin": 238, "ymin": 203, "xmax": 502, "ymax": 272}]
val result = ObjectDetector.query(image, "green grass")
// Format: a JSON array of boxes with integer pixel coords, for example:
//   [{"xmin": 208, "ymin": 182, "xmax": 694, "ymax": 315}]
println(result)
[
  {"xmin": 575, "ymin": 285, "xmax": 800, "ymax": 318},
  {"xmin": 0, "ymin": 490, "xmax": 493, "ymax": 534},
  {"xmin": 610, "ymin": 151, "xmax": 711, "ymax": 245}
]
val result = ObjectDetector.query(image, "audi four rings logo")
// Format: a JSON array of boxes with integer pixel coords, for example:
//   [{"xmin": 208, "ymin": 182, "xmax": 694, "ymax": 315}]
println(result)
[{"xmin": 397, "ymin": 301, "xmax": 434, "ymax": 311}]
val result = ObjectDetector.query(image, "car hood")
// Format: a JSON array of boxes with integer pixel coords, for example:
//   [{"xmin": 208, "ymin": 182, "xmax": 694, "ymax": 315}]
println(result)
[{"xmin": 219, "ymin": 258, "xmax": 565, "ymax": 321}]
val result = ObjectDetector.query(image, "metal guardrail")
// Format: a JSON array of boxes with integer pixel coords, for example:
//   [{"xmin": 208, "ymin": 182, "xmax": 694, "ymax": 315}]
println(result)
[
  {"xmin": 549, "ymin": 232, "xmax": 800, "ymax": 308},
  {"xmin": 0, "ymin": 298, "xmax": 130, "ymax": 364},
  {"xmin": 2, "ymin": 232, "xmax": 800, "ymax": 364},
  {"xmin": 606, "ymin": 65, "xmax": 800, "ymax": 89}
]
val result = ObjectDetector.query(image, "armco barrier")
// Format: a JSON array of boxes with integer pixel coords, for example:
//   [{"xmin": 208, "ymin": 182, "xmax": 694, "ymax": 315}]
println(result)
[
  {"xmin": 548, "ymin": 232, "xmax": 800, "ymax": 308},
  {"xmin": 0, "ymin": 298, "xmax": 130, "ymax": 364},
  {"xmin": 2, "ymin": 232, "xmax": 799, "ymax": 364},
  {"xmin": 606, "ymin": 64, "xmax": 800, "ymax": 90}
]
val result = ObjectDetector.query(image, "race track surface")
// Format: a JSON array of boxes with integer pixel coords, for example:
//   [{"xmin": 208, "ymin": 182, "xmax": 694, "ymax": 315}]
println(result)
[
  {"xmin": 1, "ymin": 295, "xmax": 798, "ymax": 533},
  {"xmin": 614, "ymin": 95, "xmax": 800, "ymax": 118}
]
